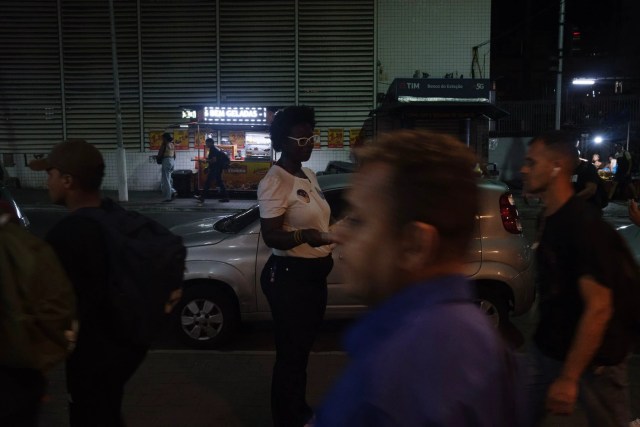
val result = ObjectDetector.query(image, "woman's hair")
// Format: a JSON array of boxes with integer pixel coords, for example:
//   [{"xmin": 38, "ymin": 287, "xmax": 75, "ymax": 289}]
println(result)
[{"xmin": 269, "ymin": 105, "xmax": 316, "ymax": 152}]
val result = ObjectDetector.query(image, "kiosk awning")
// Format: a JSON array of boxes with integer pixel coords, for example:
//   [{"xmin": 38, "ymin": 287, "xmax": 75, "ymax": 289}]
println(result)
[
  {"xmin": 373, "ymin": 101, "xmax": 509, "ymax": 120},
  {"xmin": 375, "ymin": 78, "xmax": 509, "ymax": 120}
]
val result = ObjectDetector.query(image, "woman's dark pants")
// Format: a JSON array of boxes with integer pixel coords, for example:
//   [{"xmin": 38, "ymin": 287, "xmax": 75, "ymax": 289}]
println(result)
[{"xmin": 261, "ymin": 255, "xmax": 332, "ymax": 427}]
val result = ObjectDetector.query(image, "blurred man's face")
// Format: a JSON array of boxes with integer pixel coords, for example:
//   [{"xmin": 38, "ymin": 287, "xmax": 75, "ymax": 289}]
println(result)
[
  {"xmin": 521, "ymin": 140, "xmax": 555, "ymax": 195},
  {"xmin": 334, "ymin": 163, "xmax": 404, "ymax": 303}
]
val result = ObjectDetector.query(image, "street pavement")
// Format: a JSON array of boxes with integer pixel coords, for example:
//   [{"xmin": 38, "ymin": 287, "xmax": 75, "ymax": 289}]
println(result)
[{"xmin": 8, "ymin": 186, "xmax": 640, "ymax": 426}]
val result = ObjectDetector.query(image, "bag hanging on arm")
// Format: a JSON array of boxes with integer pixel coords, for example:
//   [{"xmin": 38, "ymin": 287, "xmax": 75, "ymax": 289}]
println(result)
[
  {"xmin": 76, "ymin": 199, "xmax": 186, "ymax": 347},
  {"xmin": 156, "ymin": 142, "xmax": 166, "ymax": 165}
]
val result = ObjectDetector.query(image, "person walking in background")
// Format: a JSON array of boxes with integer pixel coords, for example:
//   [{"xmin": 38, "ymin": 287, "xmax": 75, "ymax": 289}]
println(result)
[
  {"xmin": 158, "ymin": 132, "xmax": 177, "ymax": 202},
  {"xmin": 521, "ymin": 130, "xmax": 636, "ymax": 426},
  {"xmin": 573, "ymin": 147, "xmax": 607, "ymax": 213},
  {"xmin": 194, "ymin": 138, "xmax": 230, "ymax": 203},
  {"xmin": 591, "ymin": 153, "xmax": 604, "ymax": 170},
  {"xmin": 258, "ymin": 105, "xmax": 335, "ymax": 427},
  {"xmin": 314, "ymin": 130, "xmax": 519, "ymax": 427},
  {"xmin": 608, "ymin": 142, "xmax": 638, "ymax": 201},
  {"xmin": 29, "ymin": 140, "xmax": 149, "ymax": 427}
]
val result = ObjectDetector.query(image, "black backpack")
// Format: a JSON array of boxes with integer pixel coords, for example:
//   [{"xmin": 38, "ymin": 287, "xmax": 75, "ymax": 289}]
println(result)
[
  {"xmin": 595, "ymin": 178, "xmax": 609, "ymax": 210},
  {"xmin": 218, "ymin": 150, "xmax": 231, "ymax": 169},
  {"xmin": 76, "ymin": 199, "xmax": 186, "ymax": 347},
  {"xmin": 611, "ymin": 232, "xmax": 640, "ymax": 336}
]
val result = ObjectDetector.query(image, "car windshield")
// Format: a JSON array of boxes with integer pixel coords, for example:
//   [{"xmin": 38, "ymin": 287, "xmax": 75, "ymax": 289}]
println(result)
[{"xmin": 214, "ymin": 204, "xmax": 260, "ymax": 233}]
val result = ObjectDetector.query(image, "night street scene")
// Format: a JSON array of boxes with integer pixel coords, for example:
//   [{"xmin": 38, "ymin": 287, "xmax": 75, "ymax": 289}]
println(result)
[{"xmin": 1, "ymin": 0, "xmax": 640, "ymax": 426}]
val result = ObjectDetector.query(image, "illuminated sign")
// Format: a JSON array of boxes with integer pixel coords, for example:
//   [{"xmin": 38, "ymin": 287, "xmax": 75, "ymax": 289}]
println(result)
[
  {"xmin": 182, "ymin": 109, "xmax": 197, "ymax": 120},
  {"xmin": 203, "ymin": 106, "xmax": 267, "ymax": 125}
]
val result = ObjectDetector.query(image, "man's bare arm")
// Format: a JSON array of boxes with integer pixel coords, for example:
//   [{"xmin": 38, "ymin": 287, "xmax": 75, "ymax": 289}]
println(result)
[{"xmin": 546, "ymin": 276, "xmax": 612, "ymax": 415}]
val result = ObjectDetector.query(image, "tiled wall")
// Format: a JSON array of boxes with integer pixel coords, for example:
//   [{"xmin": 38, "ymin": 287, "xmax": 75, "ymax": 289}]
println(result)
[{"xmin": 9, "ymin": 148, "xmax": 352, "ymax": 191}]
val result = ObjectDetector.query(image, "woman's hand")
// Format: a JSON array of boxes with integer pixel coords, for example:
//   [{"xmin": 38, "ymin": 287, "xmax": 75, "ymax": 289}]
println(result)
[{"xmin": 302, "ymin": 229, "xmax": 333, "ymax": 247}]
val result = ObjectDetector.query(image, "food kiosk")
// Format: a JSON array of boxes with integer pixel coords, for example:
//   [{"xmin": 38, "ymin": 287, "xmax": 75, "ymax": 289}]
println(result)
[{"xmin": 178, "ymin": 105, "xmax": 275, "ymax": 194}]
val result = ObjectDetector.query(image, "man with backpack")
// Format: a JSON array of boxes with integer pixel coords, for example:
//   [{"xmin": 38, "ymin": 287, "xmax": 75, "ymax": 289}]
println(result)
[
  {"xmin": 194, "ymin": 137, "xmax": 230, "ymax": 203},
  {"xmin": 521, "ymin": 130, "xmax": 637, "ymax": 426},
  {"xmin": 29, "ymin": 139, "xmax": 185, "ymax": 427}
]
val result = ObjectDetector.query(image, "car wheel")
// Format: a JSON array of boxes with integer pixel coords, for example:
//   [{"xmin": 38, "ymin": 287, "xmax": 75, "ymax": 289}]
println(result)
[
  {"xmin": 176, "ymin": 284, "xmax": 239, "ymax": 349},
  {"xmin": 475, "ymin": 288, "xmax": 508, "ymax": 329}
]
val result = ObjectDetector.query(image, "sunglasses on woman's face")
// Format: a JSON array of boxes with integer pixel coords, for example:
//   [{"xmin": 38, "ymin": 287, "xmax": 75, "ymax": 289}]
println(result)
[{"xmin": 287, "ymin": 135, "xmax": 319, "ymax": 147}]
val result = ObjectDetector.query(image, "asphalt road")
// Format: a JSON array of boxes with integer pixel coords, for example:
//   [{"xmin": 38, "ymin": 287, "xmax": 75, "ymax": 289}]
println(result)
[{"xmin": 19, "ymin": 197, "xmax": 640, "ymax": 425}]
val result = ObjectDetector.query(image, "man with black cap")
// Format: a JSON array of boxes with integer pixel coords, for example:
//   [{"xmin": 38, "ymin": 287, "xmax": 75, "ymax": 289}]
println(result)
[
  {"xmin": 158, "ymin": 131, "xmax": 177, "ymax": 202},
  {"xmin": 29, "ymin": 139, "xmax": 148, "ymax": 427}
]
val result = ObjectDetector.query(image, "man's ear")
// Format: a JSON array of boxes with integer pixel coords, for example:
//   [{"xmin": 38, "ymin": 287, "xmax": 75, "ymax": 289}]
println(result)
[
  {"xmin": 61, "ymin": 173, "xmax": 74, "ymax": 189},
  {"xmin": 398, "ymin": 221, "xmax": 439, "ymax": 272}
]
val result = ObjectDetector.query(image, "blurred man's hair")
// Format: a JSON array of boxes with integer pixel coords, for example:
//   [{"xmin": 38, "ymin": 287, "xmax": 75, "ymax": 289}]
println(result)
[
  {"xmin": 530, "ymin": 130, "xmax": 579, "ymax": 163},
  {"xmin": 354, "ymin": 130, "xmax": 478, "ymax": 259}
]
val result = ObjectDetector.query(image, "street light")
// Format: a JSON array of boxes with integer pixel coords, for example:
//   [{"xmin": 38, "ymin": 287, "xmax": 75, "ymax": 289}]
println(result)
[
  {"xmin": 572, "ymin": 78, "xmax": 596, "ymax": 85},
  {"xmin": 594, "ymin": 135, "xmax": 603, "ymax": 144}
]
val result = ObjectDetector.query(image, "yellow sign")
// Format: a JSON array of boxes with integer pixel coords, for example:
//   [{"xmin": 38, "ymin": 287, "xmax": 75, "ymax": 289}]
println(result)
[
  {"xmin": 313, "ymin": 129, "xmax": 321, "ymax": 149},
  {"xmin": 198, "ymin": 161, "xmax": 272, "ymax": 191},
  {"xmin": 149, "ymin": 131, "xmax": 164, "ymax": 150},
  {"xmin": 349, "ymin": 128, "xmax": 364, "ymax": 147},
  {"xmin": 229, "ymin": 131, "xmax": 246, "ymax": 148},
  {"xmin": 194, "ymin": 132, "xmax": 206, "ymax": 149},
  {"xmin": 173, "ymin": 130, "xmax": 189, "ymax": 150},
  {"xmin": 328, "ymin": 128, "xmax": 344, "ymax": 148}
]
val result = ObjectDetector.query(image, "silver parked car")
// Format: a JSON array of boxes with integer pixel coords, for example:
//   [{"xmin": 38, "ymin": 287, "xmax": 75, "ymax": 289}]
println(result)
[
  {"xmin": 171, "ymin": 173, "xmax": 535, "ymax": 349},
  {"xmin": 0, "ymin": 185, "xmax": 30, "ymax": 228}
]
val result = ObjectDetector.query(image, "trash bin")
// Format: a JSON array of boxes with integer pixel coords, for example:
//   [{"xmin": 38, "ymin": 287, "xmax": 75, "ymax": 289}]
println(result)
[{"xmin": 172, "ymin": 170, "xmax": 194, "ymax": 197}]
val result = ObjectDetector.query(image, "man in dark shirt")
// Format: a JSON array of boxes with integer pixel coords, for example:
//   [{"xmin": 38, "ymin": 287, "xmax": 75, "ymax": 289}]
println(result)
[
  {"xmin": 30, "ymin": 140, "xmax": 147, "ymax": 427},
  {"xmin": 521, "ymin": 130, "xmax": 635, "ymax": 426},
  {"xmin": 608, "ymin": 142, "xmax": 638, "ymax": 201},
  {"xmin": 194, "ymin": 138, "xmax": 230, "ymax": 203},
  {"xmin": 572, "ymin": 149, "xmax": 606, "ymax": 212}
]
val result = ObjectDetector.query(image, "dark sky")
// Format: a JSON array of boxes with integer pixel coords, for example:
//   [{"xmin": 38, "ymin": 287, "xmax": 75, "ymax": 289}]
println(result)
[{"xmin": 491, "ymin": 0, "xmax": 640, "ymax": 97}]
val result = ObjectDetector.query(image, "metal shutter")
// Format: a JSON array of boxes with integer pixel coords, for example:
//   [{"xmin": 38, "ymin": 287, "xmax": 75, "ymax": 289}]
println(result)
[
  {"xmin": 0, "ymin": 1, "xmax": 63, "ymax": 151},
  {"xmin": 219, "ymin": 0, "xmax": 296, "ymax": 106},
  {"xmin": 1, "ymin": 0, "xmax": 376, "ymax": 152},
  {"xmin": 298, "ymin": 0, "xmax": 374, "ymax": 133},
  {"xmin": 140, "ymin": 0, "xmax": 218, "ymax": 141},
  {"xmin": 60, "ymin": 0, "xmax": 140, "ymax": 150}
]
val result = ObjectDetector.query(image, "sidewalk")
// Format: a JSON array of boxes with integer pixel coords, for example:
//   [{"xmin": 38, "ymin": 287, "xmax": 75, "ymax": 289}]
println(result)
[
  {"xmin": 39, "ymin": 350, "xmax": 349, "ymax": 427},
  {"xmin": 11, "ymin": 188, "xmax": 259, "ymax": 213},
  {"xmin": 11, "ymin": 186, "xmax": 633, "ymax": 219}
]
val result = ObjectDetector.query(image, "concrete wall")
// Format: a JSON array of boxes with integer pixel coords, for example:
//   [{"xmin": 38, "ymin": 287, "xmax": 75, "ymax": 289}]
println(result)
[{"xmin": 377, "ymin": 0, "xmax": 491, "ymax": 93}]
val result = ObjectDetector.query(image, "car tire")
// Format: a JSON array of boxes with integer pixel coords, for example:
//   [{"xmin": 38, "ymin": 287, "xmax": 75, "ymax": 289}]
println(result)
[
  {"xmin": 176, "ymin": 284, "xmax": 240, "ymax": 349},
  {"xmin": 475, "ymin": 287, "xmax": 508, "ymax": 329}
]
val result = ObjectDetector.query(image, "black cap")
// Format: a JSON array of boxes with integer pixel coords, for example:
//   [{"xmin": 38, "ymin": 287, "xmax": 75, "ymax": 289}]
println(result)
[{"xmin": 163, "ymin": 132, "xmax": 174, "ymax": 142}]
